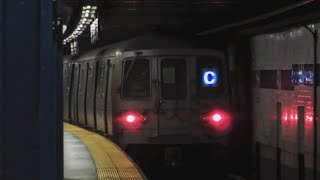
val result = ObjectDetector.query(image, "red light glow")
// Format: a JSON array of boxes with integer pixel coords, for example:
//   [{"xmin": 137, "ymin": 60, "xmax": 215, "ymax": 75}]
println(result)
[
  {"xmin": 306, "ymin": 116, "xmax": 313, "ymax": 122},
  {"xmin": 119, "ymin": 111, "xmax": 144, "ymax": 128},
  {"xmin": 204, "ymin": 110, "xmax": 232, "ymax": 133},
  {"xmin": 212, "ymin": 114, "xmax": 222, "ymax": 122},
  {"xmin": 126, "ymin": 115, "xmax": 136, "ymax": 123}
]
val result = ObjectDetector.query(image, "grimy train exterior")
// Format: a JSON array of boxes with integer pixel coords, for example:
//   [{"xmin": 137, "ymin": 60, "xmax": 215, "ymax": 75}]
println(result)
[{"xmin": 63, "ymin": 34, "xmax": 234, "ymax": 168}]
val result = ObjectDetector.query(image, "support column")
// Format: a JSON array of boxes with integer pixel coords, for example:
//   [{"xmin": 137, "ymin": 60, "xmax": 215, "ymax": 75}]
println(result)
[
  {"xmin": 0, "ymin": 0, "xmax": 4, "ymax": 178},
  {"xmin": 0, "ymin": 0, "xmax": 62, "ymax": 179}
]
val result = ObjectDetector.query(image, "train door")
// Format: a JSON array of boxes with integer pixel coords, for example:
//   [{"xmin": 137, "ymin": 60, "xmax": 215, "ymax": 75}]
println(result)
[
  {"xmin": 63, "ymin": 63, "xmax": 70, "ymax": 121},
  {"xmin": 68, "ymin": 64, "xmax": 75, "ymax": 120},
  {"xmin": 156, "ymin": 57, "xmax": 191, "ymax": 135},
  {"xmin": 71, "ymin": 63, "xmax": 81, "ymax": 124},
  {"xmin": 95, "ymin": 59, "xmax": 110, "ymax": 133},
  {"xmin": 86, "ymin": 61, "xmax": 97, "ymax": 129},
  {"xmin": 77, "ymin": 62, "xmax": 88, "ymax": 126}
]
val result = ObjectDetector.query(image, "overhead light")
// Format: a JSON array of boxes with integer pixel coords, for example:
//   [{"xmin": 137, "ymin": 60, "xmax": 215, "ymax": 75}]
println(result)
[
  {"xmin": 63, "ymin": 5, "xmax": 97, "ymax": 47},
  {"xmin": 63, "ymin": 25, "xmax": 67, "ymax": 34}
]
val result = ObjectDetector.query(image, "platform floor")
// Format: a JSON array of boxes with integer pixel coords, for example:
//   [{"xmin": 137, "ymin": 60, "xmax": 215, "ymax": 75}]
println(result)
[
  {"xmin": 64, "ymin": 131, "xmax": 97, "ymax": 180},
  {"xmin": 64, "ymin": 123, "xmax": 146, "ymax": 180}
]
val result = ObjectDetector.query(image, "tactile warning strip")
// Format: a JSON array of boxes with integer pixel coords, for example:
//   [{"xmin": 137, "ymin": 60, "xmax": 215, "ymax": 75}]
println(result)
[{"xmin": 64, "ymin": 123, "xmax": 146, "ymax": 180}]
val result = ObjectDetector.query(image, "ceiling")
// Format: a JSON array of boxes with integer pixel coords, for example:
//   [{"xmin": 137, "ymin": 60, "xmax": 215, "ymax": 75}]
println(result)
[{"xmin": 62, "ymin": 0, "xmax": 316, "ymax": 53}]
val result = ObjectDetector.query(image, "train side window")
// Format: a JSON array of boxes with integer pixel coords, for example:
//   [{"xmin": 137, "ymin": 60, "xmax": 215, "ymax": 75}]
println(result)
[
  {"xmin": 122, "ymin": 59, "xmax": 150, "ymax": 99},
  {"xmin": 161, "ymin": 59, "xmax": 187, "ymax": 99}
]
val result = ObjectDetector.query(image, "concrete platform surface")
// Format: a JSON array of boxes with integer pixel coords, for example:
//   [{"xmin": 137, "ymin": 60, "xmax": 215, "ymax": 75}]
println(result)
[{"xmin": 64, "ymin": 131, "xmax": 97, "ymax": 180}]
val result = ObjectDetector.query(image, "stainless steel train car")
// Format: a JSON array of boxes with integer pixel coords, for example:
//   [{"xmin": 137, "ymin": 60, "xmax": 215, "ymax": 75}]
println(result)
[
  {"xmin": 63, "ymin": 34, "xmax": 234, "ymax": 167},
  {"xmin": 251, "ymin": 23, "xmax": 320, "ymax": 179}
]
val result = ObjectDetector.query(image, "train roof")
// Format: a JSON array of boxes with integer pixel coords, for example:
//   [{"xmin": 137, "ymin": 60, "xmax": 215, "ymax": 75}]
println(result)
[{"xmin": 64, "ymin": 33, "xmax": 219, "ymax": 62}]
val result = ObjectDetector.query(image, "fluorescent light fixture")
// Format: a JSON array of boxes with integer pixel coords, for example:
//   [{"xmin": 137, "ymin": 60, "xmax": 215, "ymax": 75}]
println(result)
[{"xmin": 63, "ymin": 5, "xmax": 97, "ymax": 47}]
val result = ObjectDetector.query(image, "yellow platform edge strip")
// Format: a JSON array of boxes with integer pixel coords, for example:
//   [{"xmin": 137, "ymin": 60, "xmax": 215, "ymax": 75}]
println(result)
[{"xmin": 64, "ymin": 123, "xmax": 147, "ymax": 180}]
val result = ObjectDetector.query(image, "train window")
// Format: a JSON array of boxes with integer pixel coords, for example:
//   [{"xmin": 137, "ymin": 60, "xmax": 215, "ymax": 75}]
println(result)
[
  {"xmin": 196, "ymin": 57, "xmax": 223, "ymax": 98},
  {"xmin": 161, "ymin": 59, "xmax": 187, "ymax": 99},
  {"xmin": 260, "ymin": 70, "xmax": 277, "ymax": 89},
  {"xmin": 163, "ymin": 67, "xmax": 176, "ymax": 84},
  {"xmin": 292, "ymin": 64, "xmax": 314, "ymax": 86},
  {"xmin": 281, "ymin": 70, "xmax": 293, "ymax": 90},
  {"xmin": 122, "ymin": 59, "xmax": 150, "ymax": 99}
]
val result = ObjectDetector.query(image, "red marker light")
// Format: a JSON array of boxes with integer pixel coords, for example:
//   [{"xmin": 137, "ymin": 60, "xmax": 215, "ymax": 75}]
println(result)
[
  {"xmin": 212, "ymin": 114, "xmax": 222, "ymax": 122},
  {"xmin": 202, "ymin": 110, "xmax": 232, "ymax": 133},
  {"xmin": 126, "ymin": 115, "xmax": 136, "ymax": 123}
]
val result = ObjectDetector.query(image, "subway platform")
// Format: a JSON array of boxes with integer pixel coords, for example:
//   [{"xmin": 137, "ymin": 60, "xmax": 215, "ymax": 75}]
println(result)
[{"xmin": 63, "ymin": 123, "xmax": 147, "ymax": 180}]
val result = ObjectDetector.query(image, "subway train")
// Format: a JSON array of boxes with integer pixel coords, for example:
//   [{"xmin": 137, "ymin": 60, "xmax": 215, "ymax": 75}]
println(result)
[{"xmin": 63, "ymin": 34, "xmax": 235, "ymax": 169}]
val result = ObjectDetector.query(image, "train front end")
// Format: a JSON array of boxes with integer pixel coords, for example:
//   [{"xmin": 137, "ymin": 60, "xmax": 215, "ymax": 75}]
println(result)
[{"xmin": 114, "ymin": 50, "xmax": 233, "ymax": 171}]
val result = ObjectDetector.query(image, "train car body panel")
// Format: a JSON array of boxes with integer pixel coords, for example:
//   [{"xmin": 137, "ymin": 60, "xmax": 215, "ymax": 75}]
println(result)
[
  {"xmin": 70, "ymin": 63, "xmax": 80, "ymax": 124},
  {"xmin": 86, "ymin": 61, "xmax": 98, "ymax": 129},
  {"xmin": 78, "ymin": 62, "xmax": 88, "ymax": 126},
  {"xmin": 95, "ymin": 59, "xmax": 111, "ymax": 133},
  {"xmin": 63, "ymin": 62, "xmax": 72, "ymax": 121},
  {"xmin": 113, "ymin": 55, "xmax": 158, "ymax": 146}
]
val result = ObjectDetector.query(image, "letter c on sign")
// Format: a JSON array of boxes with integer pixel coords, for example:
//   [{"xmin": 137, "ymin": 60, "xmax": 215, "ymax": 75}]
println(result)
[{"xmin": 202, "ymin": 70, "xmax": 218, "ymax": 87}]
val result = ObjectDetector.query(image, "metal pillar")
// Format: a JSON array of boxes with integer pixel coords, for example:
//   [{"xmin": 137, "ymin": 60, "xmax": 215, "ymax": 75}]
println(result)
[
  {"xmin": 276, "ymin": 102, "xmax": 282, "ymax": 180},
  {"xmin": 298, "ymin": 106, "xmax": 305, "ymax": 180},
  {"xmin": 305, "ymin": 25, "xmax": 318, "ymax": 180},
  {"xmin": 313, "ymin": 30, "xmax": 318, "ymax": 180},
  {"xmin": 0, "ymin": 0, "xmax": 63, "ymax": 179},
  {"xmin": 0, "ymin": 0, "xmax": 4, "ymax": 179}
]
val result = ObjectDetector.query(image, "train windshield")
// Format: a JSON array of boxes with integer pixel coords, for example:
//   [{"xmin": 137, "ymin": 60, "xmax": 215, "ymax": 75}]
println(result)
[
  {"xmin": 122, "ymin": 59, "xmax": 150, "ymax": 98},
  {"xmin": 196, "ymin": 57, "xmax": 224, "ymax": 98}
]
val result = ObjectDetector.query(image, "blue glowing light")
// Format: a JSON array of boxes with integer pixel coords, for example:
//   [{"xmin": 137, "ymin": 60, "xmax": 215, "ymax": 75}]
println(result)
[{"xmin": 201, "ymin": 69, "xmax": 218, "ymax": 87}]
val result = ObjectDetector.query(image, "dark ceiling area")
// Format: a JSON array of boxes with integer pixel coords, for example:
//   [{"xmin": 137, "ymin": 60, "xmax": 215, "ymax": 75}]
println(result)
[{"xmin": 62, "ymin": 0, "xmax": 317, "ymax": 53}]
